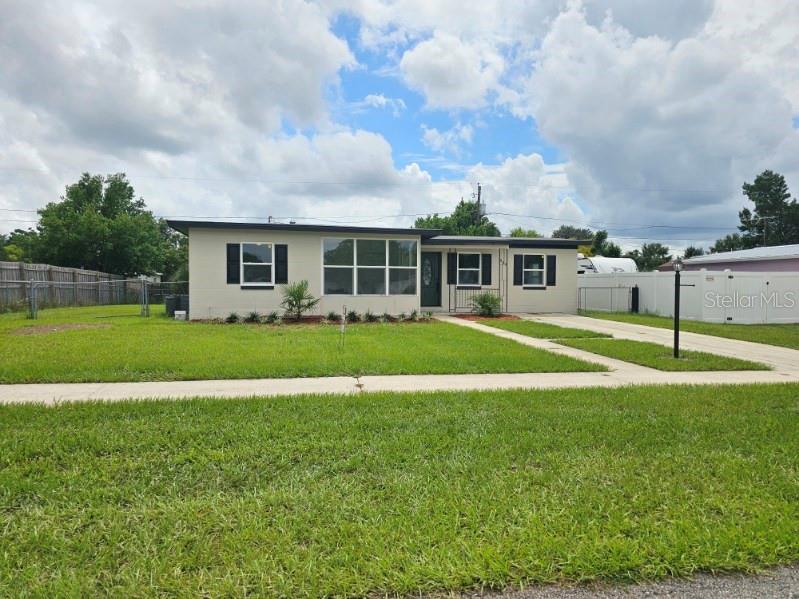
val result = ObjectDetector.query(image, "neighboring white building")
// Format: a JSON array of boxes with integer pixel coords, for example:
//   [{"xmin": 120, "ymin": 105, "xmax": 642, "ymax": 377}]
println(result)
[{"xmin": 168, "ymin": 220, "xmax": 582, "ymax": 319}]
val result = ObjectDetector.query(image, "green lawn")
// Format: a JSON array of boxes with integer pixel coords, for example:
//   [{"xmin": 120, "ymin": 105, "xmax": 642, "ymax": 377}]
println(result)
[
  {"xmin": 558, "ymin": 338, "xmax": 769, "ymax": 371},
  {"xmin": 1, "ymin": 385, "xmax": 797, "ymax": 596},
  {"xmin": 581, "ymin": 310, "xmax": 799, "ymax": 350},
  {"xmin": 0, "ymin": 305, "xmax": 603, "ymax": 383},
  {"xmin": 480, "ymin": 318, "xmax": 611, "ymax": 339}
]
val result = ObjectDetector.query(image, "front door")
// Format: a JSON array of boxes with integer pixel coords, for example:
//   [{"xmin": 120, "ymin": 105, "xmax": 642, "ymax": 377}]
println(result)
[{"xmin": 420, "ymin": 252, "xmax": 441, "ymax": 307}]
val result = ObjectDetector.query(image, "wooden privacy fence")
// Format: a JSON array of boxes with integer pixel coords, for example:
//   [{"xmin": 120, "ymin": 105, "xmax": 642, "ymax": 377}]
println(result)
[{"xmin": 0, "ymin": 261, "xmax": 141, "ymax": 311}]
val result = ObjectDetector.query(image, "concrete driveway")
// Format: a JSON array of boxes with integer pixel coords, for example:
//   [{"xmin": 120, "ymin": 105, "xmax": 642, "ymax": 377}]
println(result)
[{"xmin": 521, "ymin": 313, "xmax": 799, "ymax": 372}]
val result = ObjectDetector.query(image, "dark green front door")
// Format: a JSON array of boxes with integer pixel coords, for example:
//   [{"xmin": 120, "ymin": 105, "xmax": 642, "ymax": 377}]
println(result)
[{"xmin": 421, "ymin": 252, "xmax": 441, "ymax": 307}]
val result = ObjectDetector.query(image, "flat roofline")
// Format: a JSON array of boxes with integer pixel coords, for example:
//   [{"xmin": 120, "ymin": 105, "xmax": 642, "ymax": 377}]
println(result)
[
  {"xmin": 422, "ymin": 237, "xmax": 584, "ymax": 249},
  {"xmin": 167, "ymin": 219, "xmax": 442, "ymax": 239}
]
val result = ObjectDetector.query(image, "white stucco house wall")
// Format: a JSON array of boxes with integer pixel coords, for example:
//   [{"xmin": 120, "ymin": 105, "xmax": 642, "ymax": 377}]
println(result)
[{"xmin": 167, "ymin": 220, "xmax": 582, "ymax": 319}]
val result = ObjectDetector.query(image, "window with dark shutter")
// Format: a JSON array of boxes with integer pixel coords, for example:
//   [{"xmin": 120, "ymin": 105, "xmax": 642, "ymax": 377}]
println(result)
[
  {"xmin": 546, "ymin": 255, "xmax": 557, "ymax": 286},
  {"xmin": 275, "ymin": 244, "xmax": 288, "ymax": 284},
  {"xmin": 226, "ymin": 243, "xmax": 240, "ymax": 284},
  {"xmin": 513, "ymin": 254, "xmax": 522, "ymax": 285},
  {"xmin": 481, "ymin": 254, "xmax": 491, "ymax": 285},
  {"xmin": 447, "ymin": 253, "xmax": 457, "ymax": 285}
]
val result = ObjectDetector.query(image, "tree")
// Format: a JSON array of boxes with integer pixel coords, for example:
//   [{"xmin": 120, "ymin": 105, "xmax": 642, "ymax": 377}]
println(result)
[
  {"xmin": 625, "ymin": 243, "xmax": 671, "ymax": 271},
  {"xmin": 551, "ymin": 225, "xmax": 593, "ymax": 240},
  {"xmin": 35, "ymin": 173, "xmax": 165, "ymax": 276},
  {"xmin": 737, "ymin": 170, "xmax": 799, "ymax": 247},
  {"xmin": 509, "ymin": 227, "xmax": 542, "ymax": 238},
  {"xmin": 415, "ymin": 200, "xmax": 501, "ymax": 236},
  {"xmin": 1, "ymin": 228, "xmax": 38, "ymax": 262},
  {"xmin": 590, "ymin": 229, "xmax": 622, "ymax": 257},
  {"xmin": 711, "ymin": 233, "xmax": 746, "ymax": 254},
  {"xmin": 160, "ymin": 221, "xmax": 188, "ymax": 281},
  {"xmin": 683, "ymin": 245, "xmax": 705, "ymax": 258}
]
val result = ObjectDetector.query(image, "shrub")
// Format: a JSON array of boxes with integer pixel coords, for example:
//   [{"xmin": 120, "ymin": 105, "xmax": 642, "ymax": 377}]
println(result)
[
  {"xmin": 470, "ymin": 291, "xmax": 502, "ymax": 317},
  {"xmin": 364, "ymin": 310, "xmax": 379, "ymax": 323},
  {"xmin": 381, "ymin": 312, "xmax": 395, "ymax": 323},
  {"xmin": 244, "ymin": 311, "xmax": 260, "ymax": 323},
  {"xmin": 326, "ymin": 311, "xmax": 341, "ymax": 323},
  {"xmin": 420, "ymin": 311, "xmax": 434, "ymax": 321},
  {"xmin": 225, "ymin": 312, "xmax": 240, "ymax": 324},
  {"xmin": 346, "ymin": 310, "xmax": 360, "ymax": 323},
  {"xmin": 280, "ymin": 280, "xmax": 320, "ymax": 321},
  {"xmin": 397, "ymin": 312, "xmax": 406, "ymax": 321},
  {"xmin": 409, "ymin": 309, "xmax": 418, "ymax": 321},
  {"xmin": 264, "ymin": 311, "xmax": 280, "ymax": 324}
]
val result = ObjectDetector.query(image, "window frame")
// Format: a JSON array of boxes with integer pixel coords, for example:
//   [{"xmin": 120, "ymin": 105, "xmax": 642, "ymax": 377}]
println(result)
[
  {"xmin": 457, "ymin": 252, "xmax": 482, "ymax": 287},
  {"xmin": 522, "ymin": 253, "xmax": 546, "ymax": 288},
  {"xmin": 240, "ymin": 242, "xmax": 274, "ymax": 287},
  {"xmin": 321, "ymin": 237, "xmax": 419, "ymax": 296}
]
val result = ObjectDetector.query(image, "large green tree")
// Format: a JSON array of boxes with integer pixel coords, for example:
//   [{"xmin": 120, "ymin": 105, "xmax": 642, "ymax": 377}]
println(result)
[
  {"xmin": 625, "ymin": 243, "xmax": 672, "ymax": 271},
  {"xmin": 737, "ymin": 170, "xmax": 799, "ymax": 247},
  {"xmin": 415, "ymin": 200, "xmax": 501, "ymax": 236},
  {"xmin": 590, "ymin": 229, "xmax": 622, "ymax": 257},
  {"xmin": 551, "ymin": 225, "xmax": 593, "ymax": 240},
  {"xmin": 710, "ymin": 233, "xmax": 746, "ymax": 254},
  {"xmin": 35, "ymin": 173, "xmax": 166, "ymax": 276},
  {"xmin": 509, "ymin": 226, "xmax": 542, "ymax": 238},
  {"xmin": 0, "ymin": 229, "xmax": 38, "ymax": 262},
  {"xmin": 683, "ymin": 245, "xmax": 705, "ymax": 258}
]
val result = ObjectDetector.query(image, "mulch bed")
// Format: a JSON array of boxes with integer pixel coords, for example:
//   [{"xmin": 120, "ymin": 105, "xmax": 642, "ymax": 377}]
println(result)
[
  {"xmin": 10, "ymin": 323, "xmax": 112, "ymax": 336},
  {"xmin": 454, "ymin": 314, "xmax": 520, "ymax": 321}
]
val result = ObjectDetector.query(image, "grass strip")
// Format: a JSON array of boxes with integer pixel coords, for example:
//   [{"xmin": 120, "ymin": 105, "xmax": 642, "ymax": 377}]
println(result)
[{"xmin": 558, "ymin": 337, "xmax": 769, "ymax": 371}]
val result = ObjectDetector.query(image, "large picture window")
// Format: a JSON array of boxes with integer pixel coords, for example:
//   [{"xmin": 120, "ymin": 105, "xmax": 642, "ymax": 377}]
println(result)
[
  {"xmin": 241, "ymin": 242, "xmax": 273, "ymax": 285},
  {"xmin": 457, "ymin": 253, "xmax": 481, "ymax": 286},
  {"xmin": 523, "ymin": 254, "xmax": 545, "ymax": 286},
  {"xmin": 323, "ymin": 238, "xmax": 418, "ymax": 295}
]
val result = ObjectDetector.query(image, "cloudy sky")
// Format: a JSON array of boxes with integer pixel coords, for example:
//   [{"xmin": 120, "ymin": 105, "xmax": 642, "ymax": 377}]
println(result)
[{"xmin": 1, "ymin": 0, "xmax": 798, "ymax": 250}]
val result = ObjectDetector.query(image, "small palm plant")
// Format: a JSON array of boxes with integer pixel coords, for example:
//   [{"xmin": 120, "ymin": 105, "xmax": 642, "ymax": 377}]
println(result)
[{"xmin": 280, "ymin": 280, "xmax": 320, "ymax": 321}]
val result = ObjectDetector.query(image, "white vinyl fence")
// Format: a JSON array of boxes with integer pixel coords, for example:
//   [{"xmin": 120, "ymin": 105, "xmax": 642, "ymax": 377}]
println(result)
[{"xmin": 578, "ymin": 270, "xmax": 799, "ymax": 324}]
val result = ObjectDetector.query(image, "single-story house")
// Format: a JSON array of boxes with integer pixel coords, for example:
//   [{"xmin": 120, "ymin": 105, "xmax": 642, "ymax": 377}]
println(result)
[
  {"xmin": 166, "ymin": 220, "xmax": 581, "ymax": 319},
  {"xmin": 659, "ymin": 243, "xmax": 799, "ymax": 272}
]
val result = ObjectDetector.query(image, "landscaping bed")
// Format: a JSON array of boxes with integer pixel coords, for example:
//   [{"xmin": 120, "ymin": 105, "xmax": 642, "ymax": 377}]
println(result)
[
  {"xmin": 1, "ymin": 384, "xmax": 797, "ymax": 596},
  {"xmin": 558, "ymin": 338, "xmax": 770, "ymax": 371},
  {"xmin": 0, "ymin": 305, "xmax": 603, "ymax": 383},
  {"xmin": 455, "ymin": 313, "xmax": 520, "ymax": 321}
]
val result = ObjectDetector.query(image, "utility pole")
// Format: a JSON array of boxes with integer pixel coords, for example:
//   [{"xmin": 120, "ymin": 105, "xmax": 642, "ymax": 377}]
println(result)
[{"xmin": 475, "ymin": 182, "xmax": 482, "ymax": 225}]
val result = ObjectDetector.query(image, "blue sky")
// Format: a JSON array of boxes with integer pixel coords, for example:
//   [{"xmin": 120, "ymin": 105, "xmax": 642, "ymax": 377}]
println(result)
[{"xmin": 327, "ymin": 14, "xmax": 562, "ymax": 180}]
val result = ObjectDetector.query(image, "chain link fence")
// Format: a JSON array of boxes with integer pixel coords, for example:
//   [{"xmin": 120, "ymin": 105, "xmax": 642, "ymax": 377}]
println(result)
[{"xmin": 1, "ymin": 261, "xmax": 187, "ymax": 318}]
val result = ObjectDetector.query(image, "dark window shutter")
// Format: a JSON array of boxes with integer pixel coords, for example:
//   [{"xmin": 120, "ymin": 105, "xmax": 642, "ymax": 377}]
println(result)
[
  {"xmin": 226, "ymin": 243, "xmax": 240, "ymax": 284},
  {"xmin": 546, "ymin": 255, "xmax": 557, "ymax": 286},
  {"xmin": 447, "ymin": 253, "xmax": 457, "ymax": 285},
  {"xmin": 513, "ymin": 255, "xmax": 522, "ymax": 286},
  {"xmin": 275, "ymin": 244, "xmax": 288, "ymax": 284},
  {"xmin": 481, "ymin": 254, "xmax": 491, "ymax": 286}
]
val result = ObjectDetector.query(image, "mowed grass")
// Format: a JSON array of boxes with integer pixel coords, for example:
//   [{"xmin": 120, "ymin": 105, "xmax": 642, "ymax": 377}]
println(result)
[
  {"xmin": 480, "ymin": 318, "xmax": 611, "ymax": 339},
  {"xmin": 559, "ymin": 338, "xmax": 769, "ymax": 371},
  {"xmin": 581, "ymin": 310, "xmax": 799, "ymax": 350},
  {"xmin": 1, "ymin": 385, "xmax": 798, "ymax": 597},
  {"xmin": 0, "ymin": 305, "xmax": 603, "ymax": 383}
]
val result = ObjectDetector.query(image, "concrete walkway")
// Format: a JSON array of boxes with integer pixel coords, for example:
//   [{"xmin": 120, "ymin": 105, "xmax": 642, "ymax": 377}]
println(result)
[
  {"xmin": 521, "ymin": 313, "xmax": 799, "ymax": 371},
  {"xmin": 2, "ymin": 314, "xmax": 798, "ymax": 405}
]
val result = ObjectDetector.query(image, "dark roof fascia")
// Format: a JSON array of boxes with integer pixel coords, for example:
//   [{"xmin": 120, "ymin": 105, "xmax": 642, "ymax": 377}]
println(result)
[
  {"xmin": 166, "ymin": 220, "xmax": 441, "ymax": 239},
  {"xmin": 422, "ymin": 236, "xmax": 583, "ymax": 249}
]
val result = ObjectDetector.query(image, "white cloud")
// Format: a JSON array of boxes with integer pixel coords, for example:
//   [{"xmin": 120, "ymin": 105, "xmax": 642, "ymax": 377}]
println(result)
[
  {"xmin": 421, "ymin": 123, "xmax": 474, "ymax": 155},
  {"xmin": 361, "ymin": 94, "xmax": 406, "ymax": 116},
  {"xmin": 511, "ymin": 4, "xmax": 799, "ymax": 247},
  {"xmin": 399, "ymin": 32, "xmax": 504, "ymax": 108}
]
